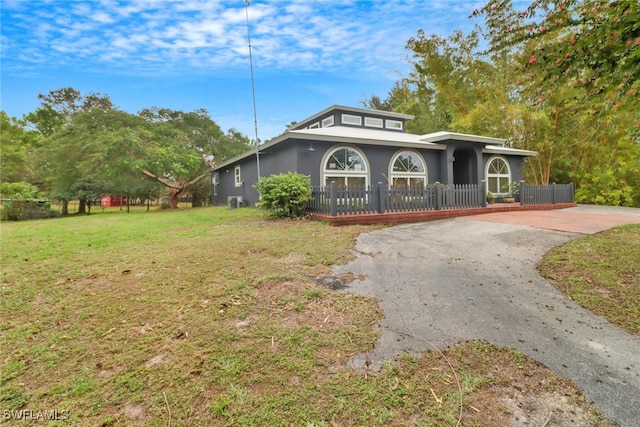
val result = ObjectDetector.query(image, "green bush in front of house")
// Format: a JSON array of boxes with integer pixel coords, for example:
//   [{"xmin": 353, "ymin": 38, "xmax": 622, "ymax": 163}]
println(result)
[{"xmin": 254, "ymin": 172, "xmax": 312, "ymax": 219}]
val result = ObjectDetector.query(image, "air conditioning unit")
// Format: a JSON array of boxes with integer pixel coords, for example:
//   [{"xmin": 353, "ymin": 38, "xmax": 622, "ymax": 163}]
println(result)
[{"xmin": 227, "ymin": 196, "xmax": 244, "ymax": 209}]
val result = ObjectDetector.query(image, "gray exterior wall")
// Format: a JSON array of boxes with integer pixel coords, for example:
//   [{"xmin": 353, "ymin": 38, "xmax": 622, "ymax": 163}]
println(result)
[
  {"xmin": 210, "ymin": 105, "xmax": 535, "ymax": 206},
  {"xmin": 212, "ymin": 143, "xmax": 529, "ymax": 207}
]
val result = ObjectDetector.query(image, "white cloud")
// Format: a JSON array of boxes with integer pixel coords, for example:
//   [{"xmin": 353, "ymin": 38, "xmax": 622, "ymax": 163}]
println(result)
[{"xmin": 1, "ymin": 0, "xmax": 488, "ymax": 78}]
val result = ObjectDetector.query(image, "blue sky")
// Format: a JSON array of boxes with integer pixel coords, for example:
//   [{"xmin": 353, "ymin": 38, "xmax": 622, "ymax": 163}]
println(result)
[{"xmin": 2, "ymin": 0, "xmax": 493, "ymax": 141}]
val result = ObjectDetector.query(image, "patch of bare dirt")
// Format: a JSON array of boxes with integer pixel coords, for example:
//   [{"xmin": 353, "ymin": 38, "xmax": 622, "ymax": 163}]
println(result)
[
  {"xmin": 122, "ymin": 403, "xmax": 151, "ymax": 426},
  {"xmin": 457, "ymin": 344, "xmax": 616, "ymax": 427},
  {"xmin": 249, "ymin": 279, "xmax": 350, "ymax": 330}
]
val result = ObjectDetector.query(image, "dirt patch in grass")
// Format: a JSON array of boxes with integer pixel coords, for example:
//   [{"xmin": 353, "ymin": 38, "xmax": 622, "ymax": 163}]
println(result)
[{"xmin": 455, "ymin": 343, "xmax": 616, "ymax": 427}]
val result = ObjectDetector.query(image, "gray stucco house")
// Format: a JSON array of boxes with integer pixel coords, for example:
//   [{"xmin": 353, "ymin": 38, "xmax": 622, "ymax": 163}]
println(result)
[{"xmin": 210, "ymin": 105, "xmax": 536, "ymax": 207}]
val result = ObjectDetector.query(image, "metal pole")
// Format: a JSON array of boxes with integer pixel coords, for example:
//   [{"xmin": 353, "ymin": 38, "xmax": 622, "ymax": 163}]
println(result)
[{"xmin": 245, "ymin": 0, "xmax": 261, "ymax": 180}]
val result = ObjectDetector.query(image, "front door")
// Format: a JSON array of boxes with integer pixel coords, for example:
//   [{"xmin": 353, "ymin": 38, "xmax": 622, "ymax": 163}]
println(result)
[{"xmin": 452, "ymin": 148, "xmax": 477, "ymax": 185}]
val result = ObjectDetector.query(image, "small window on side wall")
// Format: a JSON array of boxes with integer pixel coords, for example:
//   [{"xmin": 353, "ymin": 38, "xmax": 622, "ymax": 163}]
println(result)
[
  {"xmin": 322, "ymin": 116, "xmax": 335, "ymax": 127},
  {"xmin": 341, "ymin": 114, "xmax": 362, "ymax": 126},
  {"xmin": 212, "ymin": 172, "xmax": 219, "ymax": 195},
  {"xmin": 385, "ymin": 119, "xmax": 403, "ymax": 130},
  {"xmin": 364, "ymin": 117, "xmax": 383, "ymax": 128},
  {"xmin": 234, "ymin": 165, "xmax": 242, "ymax": 187}
]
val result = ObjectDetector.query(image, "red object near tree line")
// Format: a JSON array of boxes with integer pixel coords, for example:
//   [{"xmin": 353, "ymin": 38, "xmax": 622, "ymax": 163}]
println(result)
[{"xmin": 100, "ymin": 195, "xmax": 127, "ymax": 207}]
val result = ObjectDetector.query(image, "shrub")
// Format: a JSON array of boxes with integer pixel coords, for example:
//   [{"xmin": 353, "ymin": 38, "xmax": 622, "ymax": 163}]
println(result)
[
  {"xmin": 253, "ymin": 172, "xmax": 312, "ymax": 218},
  {"xmin": 0, "ymin": 181, "xmax": 41, "ymax": 199},
  {"xmin": 1, "ymin": 181, "xmax": 57, "ymax": 221},
  {"xmin": 575, "ymin": 167, "xmax": 637, "ymax": 207}
]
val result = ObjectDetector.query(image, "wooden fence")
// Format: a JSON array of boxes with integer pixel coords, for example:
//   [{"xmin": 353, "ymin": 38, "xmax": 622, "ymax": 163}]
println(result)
[
  {"xmin": 308, "ymin": 181, "xmax": 574, "ymax": 216},
  {"xmin": 308, "ymin": 182, "xmax": 486, "ymax": 216},
  {"xmin": 519, "ymin": 182, "xmax": 574, "ymax": 206}
]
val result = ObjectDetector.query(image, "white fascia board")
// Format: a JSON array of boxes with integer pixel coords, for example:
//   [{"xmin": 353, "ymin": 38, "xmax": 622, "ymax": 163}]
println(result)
[
  {"xmin": 420, "ymin": 131, "xmax": 506, "ymax": 145},
  {"xmin": 483, "ymin": 145, "xmax": 538, "ymax": 156},
  {"xmin": 288, "ymin": 128, "xmax": 446, "ymax": 150}
]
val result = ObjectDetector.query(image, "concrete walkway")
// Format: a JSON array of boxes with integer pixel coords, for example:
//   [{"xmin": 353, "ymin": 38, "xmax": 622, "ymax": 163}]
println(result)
[{"xmin": 334, "ymin": 205, "xmax": 640, "ymax": 426}]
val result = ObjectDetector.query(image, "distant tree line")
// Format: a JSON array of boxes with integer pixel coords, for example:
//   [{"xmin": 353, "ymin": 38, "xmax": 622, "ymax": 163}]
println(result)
[{"xmin": 1, "ymin": 87, "xmax": 252, "ymax": 216}]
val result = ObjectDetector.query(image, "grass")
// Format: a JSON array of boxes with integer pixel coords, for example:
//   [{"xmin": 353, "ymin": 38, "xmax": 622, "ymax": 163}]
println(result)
[
  {"xmin": 1, "ymin": 207, "xmax": 617, "ymax": 426},
  {"xmin": 539, "ymin": 223, "xmax": 640, "ymax": 336}
]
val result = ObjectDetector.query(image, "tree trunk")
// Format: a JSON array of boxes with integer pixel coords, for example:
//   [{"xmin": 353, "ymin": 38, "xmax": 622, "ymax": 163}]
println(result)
[
  {"xmin": 61, "ymin": 200, "xmax": 69, "ymax": 216},
  {"xmin": 78, "ymin": 197, "xmax": 87, "ymax": 214},
  {"xmin": 192, "ymin": 193, "xmax": 203, "ymax": 207},
  {"xmin": 169, "ymin": 188, "xmax": 182, "ymax": 209},
  {"xmin": 142, "ymin": 169, "xmax": 209, "ymax": 209}
]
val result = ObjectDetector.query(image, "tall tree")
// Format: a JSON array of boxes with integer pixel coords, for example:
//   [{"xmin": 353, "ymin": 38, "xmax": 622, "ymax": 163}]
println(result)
[
  {"xmin": 37, "ymin": 87, "xmax": 113, "ymax": 116},
  {"xmin": 40, "ymin": 108, "xmax": 151, "ymax": 214},
  {"xmin": 0, "ymin": 112, "xmax": 41, "ymax": 184},
  {"xmin": 473, "ymin": 0, "xmax": 639, "ymax": 109},
  {"xmin": 28, "ymin": 88, "xmax": 114, "ymax": 214},
  {"xmin": 138, "ymin": 108, "xmax": 251, "ymax": 207},
  {"xmin": 366, "ymin": 19, "xmax": 639, "ymax": 203}
]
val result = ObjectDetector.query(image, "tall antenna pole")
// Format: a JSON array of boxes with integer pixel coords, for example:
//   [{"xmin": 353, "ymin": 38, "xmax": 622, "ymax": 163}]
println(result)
[{"xmin": 245, "ymin": 0, "xmax": 260, "ymax": 179}]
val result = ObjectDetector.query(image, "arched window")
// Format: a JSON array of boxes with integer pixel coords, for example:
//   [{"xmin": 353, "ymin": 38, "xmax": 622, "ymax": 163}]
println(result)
[
  {"xmin": 322, "ymin": 146, "xmax": 369, "ymax": 189},
  {"xmin": 389, "ymin": 150, "xmax": 427, "ymax": 188},
  {"xmin": 486, "ymin": 156, "xmax": 511, "ymax": 194}
]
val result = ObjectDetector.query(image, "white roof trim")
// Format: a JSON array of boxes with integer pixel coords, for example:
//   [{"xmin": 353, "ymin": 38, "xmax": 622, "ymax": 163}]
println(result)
[
  {"xmin": 483, "ymin": 145, "xmax": 538, "ymax": 157},
  {"xmin": 419, "ymin": 131, "xmax": 506, "ymax": 145},
  {"xmin": 286, "ymin": 127, "xmax": 445, "ymax": 149}
]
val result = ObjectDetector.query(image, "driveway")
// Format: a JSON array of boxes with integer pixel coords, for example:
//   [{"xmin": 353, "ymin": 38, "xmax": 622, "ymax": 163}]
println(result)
[{"xmin": 333, "ymin": 205, "xmax": 640, "ymax": 426}]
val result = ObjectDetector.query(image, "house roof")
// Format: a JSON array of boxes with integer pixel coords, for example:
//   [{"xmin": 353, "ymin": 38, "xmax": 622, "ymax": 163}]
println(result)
[
  {"xmin": 292, "ymin": 104, "xmax": 414, "ymax": 130},
  {"xmin": 483, "ymin": 145, "xmax": 537, "ymax": 157},
  {"xmin": 419, "ymin": 131, "xmax": 505, "ymax": 145},
  {"xmin": 211, "ymin": 108, "xmax": 537, "ymax": 171},
  {"xmin": 283, "ymin": 126, "xmax": 447, "ymax": 149},
  {"xmin": 212, "ymin": 126, "xmax": 445, "ymax": 171}
]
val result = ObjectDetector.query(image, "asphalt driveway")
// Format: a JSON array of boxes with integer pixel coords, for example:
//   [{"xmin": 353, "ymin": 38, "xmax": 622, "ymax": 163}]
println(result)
[{"xmin": 334, "ymin": 205, "xmax": 640, "ymax": 426}]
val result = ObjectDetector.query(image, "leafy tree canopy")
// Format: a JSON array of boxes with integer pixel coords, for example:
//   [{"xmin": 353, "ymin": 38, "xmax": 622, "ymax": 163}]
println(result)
[
  {"xmin": 362, "ymin": 6, "xmax": 640, "ymax": 205},
  {"xmin": 473, "ymin": 0, "xmax": 639, "ymax": 106}
]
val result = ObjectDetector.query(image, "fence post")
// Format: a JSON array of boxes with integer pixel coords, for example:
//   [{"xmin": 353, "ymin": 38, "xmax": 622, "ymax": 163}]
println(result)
[
  {"xmin": 570, "ymin": 182, "xmax": 575, "ymax": 203},
  {"xmin": 435, "ymin": 182, "xmax": 442, "ymax": 210},
  {"xmin": 552, "ymin": 182, "xmax": 557, "ymax": 204},
  {"xmin": 376, "ymin": 182, "xmax": 385, "ymax": 214},
  {"xmin": 481, "ymin": 180, "xmax": 487, "ymax": 207},
  {"xmin": 519, "ymin": 180, "xmax": 525, "ymax": 204},
  {"xmin": 329, "ymin": 181, "xmax": 337, "ymax": 216}
]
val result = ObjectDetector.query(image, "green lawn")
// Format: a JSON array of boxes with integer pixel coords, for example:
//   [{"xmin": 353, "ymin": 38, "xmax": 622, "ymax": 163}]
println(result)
[
  {"xmin": 1, "ymin": 208, "xmax": 616, "ymax": 426},
  {"xmin": 539, "ymin": 223, "xmax": 640, "ymax": 336}
]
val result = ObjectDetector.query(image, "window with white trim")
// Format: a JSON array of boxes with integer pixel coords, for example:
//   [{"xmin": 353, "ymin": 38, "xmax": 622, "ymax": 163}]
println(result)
[
  {"xmin": 322, "ymin": 146, "xmax": 369, "ymax": 190},
  {"xmin": 341, "ymin": 114, "xmax": 362, "ymax": 126},
  {"xmin": 486, "ymin": 156, "xmax": 511, "ymax": 194},
  {"xmin": 389, "ymin": 150, "xmax": 427, "ymax": 188},
  {"xmin": 308, "ymin": 121, "xmax": 320, "ymax": 129},
  {"xmin": 322, "ymin": 116, "xmax": 334, "ymax": 127},
  {"xmin": 385, "ymin": 119, "xmax": 403, "ymax": 130},
  {"xmin": 234, "ymin": 165, "xmax": 242, "ymax": 187},
  {"xmin": 364, "ymin": 117, "xmax": 383, "ymax": 128},
  {"xmin": 212, "ymin": 172, "xmax": 219, "ymax": 195}
]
